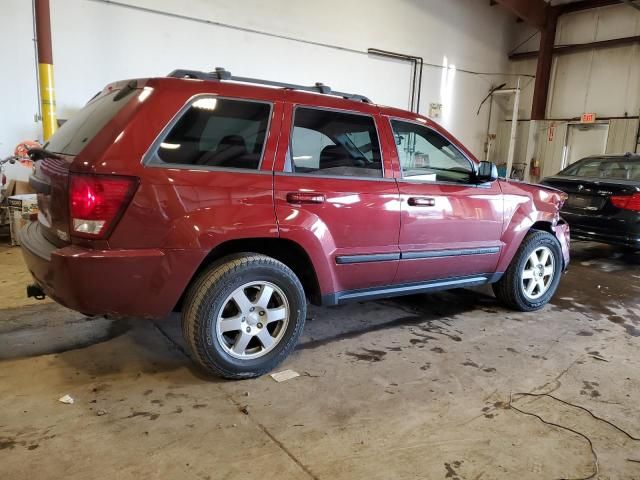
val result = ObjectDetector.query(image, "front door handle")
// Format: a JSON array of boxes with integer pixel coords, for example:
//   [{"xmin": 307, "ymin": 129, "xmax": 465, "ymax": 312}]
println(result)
[
  {"xmin": 286, "ymin": 192, "xmax": 326, "ymax": 204},
  {"xmin": 408, "ymin": 197, "xmax": 436, "ymax": 207}
]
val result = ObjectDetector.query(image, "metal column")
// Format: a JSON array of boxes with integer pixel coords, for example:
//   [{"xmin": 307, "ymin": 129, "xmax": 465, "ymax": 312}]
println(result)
[{"xmin": 34, "ymin": 0, "xmax": 58, "ymax": 141}]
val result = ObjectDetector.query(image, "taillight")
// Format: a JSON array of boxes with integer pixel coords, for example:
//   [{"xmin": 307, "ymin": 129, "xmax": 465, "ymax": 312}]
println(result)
[
  {"xmin": 610, "ymin": 193, "xmax": 640, "ymax": 212},
  {"xmin": 69, "ymin": 174, "xmax": 138, "ymax": 238}
]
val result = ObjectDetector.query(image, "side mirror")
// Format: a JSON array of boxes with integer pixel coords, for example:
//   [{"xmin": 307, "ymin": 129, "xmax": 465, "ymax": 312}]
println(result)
[{"xmin": 476, "ymin": 161, "xmax": 498, "ymax": 183}]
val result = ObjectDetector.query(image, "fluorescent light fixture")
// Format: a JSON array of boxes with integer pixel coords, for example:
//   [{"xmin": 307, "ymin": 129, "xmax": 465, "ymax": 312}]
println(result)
[
  {"xmin": 293, "ymin": 155, "xmax": 313, "ymax": 160},
  {"xmin": 193, "ymin": 98, "xmax": 218, "ymax": 110},
  {"xmin": 160, "ymin": 142, "xmax": 181, "ymax": 150}
]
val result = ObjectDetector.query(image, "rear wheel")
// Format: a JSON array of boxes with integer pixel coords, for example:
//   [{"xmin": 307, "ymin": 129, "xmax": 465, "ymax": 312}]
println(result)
[
  {"xmin": 493, "ymin": 231, "xmax": 563, "ymax": 311},
  {"xmin": 182, "ymin": 253, "xmax": 306, "ymax": 379}
]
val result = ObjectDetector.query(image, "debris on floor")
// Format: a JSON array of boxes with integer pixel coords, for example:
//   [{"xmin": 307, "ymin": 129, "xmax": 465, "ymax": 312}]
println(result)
[
  {"xmin": 588, "ymin": 353, "xmax": 608, "ymax": 362},
  {"xmin": 58, "ymin": 394, "xmax": 74, "ymax": 405},
  {"xmin": 270, "ymin": 369, "xmax": 300, "ymax": 382}
]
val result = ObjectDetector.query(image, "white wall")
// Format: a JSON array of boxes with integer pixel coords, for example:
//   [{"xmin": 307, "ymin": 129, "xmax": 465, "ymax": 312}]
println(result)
[
  {"xmin": 0, "ymin": 2, "xmax": 41, "ymax": 156},
  {"xmin": 0, "ymin": 0, "xmax": 519, "ymax": 158}
]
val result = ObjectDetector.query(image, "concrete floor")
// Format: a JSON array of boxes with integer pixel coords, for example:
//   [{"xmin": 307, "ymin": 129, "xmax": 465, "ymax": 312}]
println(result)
[{"xmin": 1, "ymin": 241, "xmax": 639, "ymax": 479}]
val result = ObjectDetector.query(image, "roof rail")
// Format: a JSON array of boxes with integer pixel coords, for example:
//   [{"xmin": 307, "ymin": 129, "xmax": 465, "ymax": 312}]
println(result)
[{"xmin": 167, "ymin": 68, "xmax": 372, "ymax": 104}]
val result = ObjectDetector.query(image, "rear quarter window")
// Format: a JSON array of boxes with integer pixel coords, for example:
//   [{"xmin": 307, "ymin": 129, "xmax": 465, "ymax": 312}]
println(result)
[
  {"xmin": 149, "ymin": 97, "xmax": 272, "ymax": 171},
  {"xmin": 45, "ymin": 87, "xmax": 137, "ymax": 155}
]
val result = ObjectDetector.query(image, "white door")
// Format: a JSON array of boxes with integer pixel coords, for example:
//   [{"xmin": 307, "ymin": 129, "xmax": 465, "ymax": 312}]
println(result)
[{"xmin": 563, "ymin": 123, "xmax": 609, "ymax": 169}]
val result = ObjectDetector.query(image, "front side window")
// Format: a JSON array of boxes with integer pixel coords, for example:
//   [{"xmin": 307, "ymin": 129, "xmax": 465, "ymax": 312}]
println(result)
[
  {"xmin": 289, "ymin": 108, "xmax": 383, "ymax": 178},
  {"xmin": 154, "ymin": 97, "xmax": 271, "ymax": 170},
  {"xmin": 391, "ymin": 120, "xmax": 473, "ymax": 184}
]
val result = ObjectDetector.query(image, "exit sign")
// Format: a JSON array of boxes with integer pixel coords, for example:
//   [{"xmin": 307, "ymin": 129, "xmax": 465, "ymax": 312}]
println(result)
[{"xmin": 581, "ymin": 113, "xmax": 597, "ymax": 123}]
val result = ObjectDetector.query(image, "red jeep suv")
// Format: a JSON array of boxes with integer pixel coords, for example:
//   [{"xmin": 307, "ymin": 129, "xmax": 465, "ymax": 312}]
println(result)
[{"xmin": 22, "ymin": 68, "xmax": 570, "ymax": 378}]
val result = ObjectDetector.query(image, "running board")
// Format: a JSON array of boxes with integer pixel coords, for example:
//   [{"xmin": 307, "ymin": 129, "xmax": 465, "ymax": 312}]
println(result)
[{"xmin": 322, "ymin": 274, "xmax": 502, "ymax": 306}]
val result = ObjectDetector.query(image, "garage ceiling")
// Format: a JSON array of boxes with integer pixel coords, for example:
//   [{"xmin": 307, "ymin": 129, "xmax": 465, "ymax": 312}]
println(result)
[{"xmin": 546, "ymin": 0, "xmax": 583, "ymax": 5}]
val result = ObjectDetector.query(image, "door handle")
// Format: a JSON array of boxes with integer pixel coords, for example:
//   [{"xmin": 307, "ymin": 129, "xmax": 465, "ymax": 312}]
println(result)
[
  {"xmin": 286, "ymin": 192, "xmax": 326, "ymax": 204},
  {"xmin": 408, "ymin": 197, "xmax": 436, "ymax": 207}
]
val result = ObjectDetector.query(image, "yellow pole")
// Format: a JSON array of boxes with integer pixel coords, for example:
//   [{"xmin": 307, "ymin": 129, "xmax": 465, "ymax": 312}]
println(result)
[
  {"xmin": 38, "ymin": 63, "xmax": 57, "ymax": 140},
  {"xmin": 35, "ymin": 0, "xmax": 58, "ymax": 141}
]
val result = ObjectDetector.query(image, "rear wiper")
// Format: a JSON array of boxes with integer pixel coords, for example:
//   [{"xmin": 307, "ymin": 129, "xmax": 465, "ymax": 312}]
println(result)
[{"xmin": 28, "ymin": 147, "xmax": 61, "ymax": 161}]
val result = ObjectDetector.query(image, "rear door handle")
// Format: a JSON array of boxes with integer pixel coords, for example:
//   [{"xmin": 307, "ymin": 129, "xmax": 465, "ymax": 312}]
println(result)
[
  {"xmin": 286, "ymin": 192, "xmax": 326, "ymax": 204},
  {"xmin": 408, "ymin": 197, "xmax": 436, "ymax": 207}
]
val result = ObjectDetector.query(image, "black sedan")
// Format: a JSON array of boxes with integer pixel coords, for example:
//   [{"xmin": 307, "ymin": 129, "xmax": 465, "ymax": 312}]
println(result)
[{"xmin": 542, "ymin": 154, "xmax": 640, "ymax": 250}]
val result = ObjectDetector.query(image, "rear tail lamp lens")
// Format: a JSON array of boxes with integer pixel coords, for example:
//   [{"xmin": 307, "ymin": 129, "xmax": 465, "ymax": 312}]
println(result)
[
  {"xmin": 69, "ymin": 174, "xmax": 138, "ymax": 238},
  {"xmin": 610, "ymin": 193, "xmax": 640, "ymax": 212}
]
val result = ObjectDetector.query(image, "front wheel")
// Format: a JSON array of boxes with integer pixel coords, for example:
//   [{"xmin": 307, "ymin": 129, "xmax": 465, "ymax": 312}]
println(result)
[
  {"xmin": 493, "ymin": 230, "xmax": 563, "ymax": 312},
  {"xmin": 182, "ymin": 253, "xmax": 306, "ymax": 379}
]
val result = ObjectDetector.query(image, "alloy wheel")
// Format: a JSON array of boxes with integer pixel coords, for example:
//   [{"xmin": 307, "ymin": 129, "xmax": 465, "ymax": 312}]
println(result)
[
  {"xmin": 215, "ymin": 281, "xmax": 290, "ymax": 359},
  {"xmin": 521, "ymin": 246, "xmax": 555, "ymax": 300}
]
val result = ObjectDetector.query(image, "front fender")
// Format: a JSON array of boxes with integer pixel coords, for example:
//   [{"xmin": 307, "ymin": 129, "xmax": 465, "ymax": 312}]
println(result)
[{"xmin": 496, "ymin": 180, "xmax": 569, "ymax": 272}]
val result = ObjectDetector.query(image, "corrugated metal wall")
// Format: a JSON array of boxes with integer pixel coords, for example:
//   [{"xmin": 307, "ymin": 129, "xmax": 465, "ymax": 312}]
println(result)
[
  {"xmin": 548, "ymin": 8, "xmax": 640, "ymax": 119},
  {"xmin": 491, "ymin": 121, "xmax": 530, "ymax": 169},
  {"xmin": 606, "ymin": 119, "xmax": 640, "ymax": 154},
  {"xmin": 536, "ymin": 121, "xmax": 568, "ymax": 179},
  {"xmin": 507, "ymin": 4, "xmax": 640, "ymax": 179},
  {"xmin": 493, "ymin": 118, "xmax": 639, "ymax": 180}
]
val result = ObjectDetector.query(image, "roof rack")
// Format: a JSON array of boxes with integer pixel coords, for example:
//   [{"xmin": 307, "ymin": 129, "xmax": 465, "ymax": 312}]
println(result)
[{"xmin": 167, "ymin": 67, "xmax": 372, "ymax": 104}]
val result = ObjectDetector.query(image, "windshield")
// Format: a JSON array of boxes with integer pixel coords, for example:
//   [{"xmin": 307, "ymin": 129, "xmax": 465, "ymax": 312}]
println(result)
[
  {"xmin": 560, "ymin": 157, "xmax": 640, "ymax": 181},
  {"xmin": 45, "ymin": 88, "xmax": 137, "ymax": 155}
]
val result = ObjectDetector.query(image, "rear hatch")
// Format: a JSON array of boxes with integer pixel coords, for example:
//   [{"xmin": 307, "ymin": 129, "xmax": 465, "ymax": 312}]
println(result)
[
  {"xmin": 542, "ymin": 175, "xmax": 639, "ymax": 219},
  {"xmin": 29, "ymin": 82, "xmax": 141, "ymax": 246}
]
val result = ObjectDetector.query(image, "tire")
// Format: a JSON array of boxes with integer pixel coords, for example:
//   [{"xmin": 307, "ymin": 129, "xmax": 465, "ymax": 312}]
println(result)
[
  {"xmin": 182, "ymin": 253, "xmax": 306, "ymax": 379},
  {"xmin": 492, "ymin": 230, "xmax": 563, "ymax": 312},
  {"xmin": 621, "ymin": 248, "xmax": 640, "ymax": 265}
]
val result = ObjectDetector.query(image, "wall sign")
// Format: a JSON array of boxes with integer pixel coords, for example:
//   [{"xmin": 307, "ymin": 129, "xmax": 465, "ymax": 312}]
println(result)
[
  {"xmin": 581, "ymin": 113, "xmax": 597, "ymax": 124},
  {"xmin": 428, "ymin": 103, "xmax": 442, "ymax": 118}
]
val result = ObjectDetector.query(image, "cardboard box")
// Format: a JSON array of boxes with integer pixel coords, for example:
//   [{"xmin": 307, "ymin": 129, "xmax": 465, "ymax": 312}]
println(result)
[{"xmin": 8, "ymin": 194, "xmax": 38, "ymax": 246}]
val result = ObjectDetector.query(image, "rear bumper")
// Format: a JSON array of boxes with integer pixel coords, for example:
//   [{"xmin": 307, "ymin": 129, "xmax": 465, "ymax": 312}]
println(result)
[
  {"xmin": 19, "ymin": 221, "xmax": 203, "ymax": 318},
  {"xmin": 569, "ymin": 226, "xmax": 640, "ymax": 248},
  {"xmin": 560, "ymin": 212, "xmax": 640, "ymax": 249}
]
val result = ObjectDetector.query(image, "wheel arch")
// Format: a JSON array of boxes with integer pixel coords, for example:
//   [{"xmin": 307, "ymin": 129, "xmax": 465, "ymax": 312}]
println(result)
[
  {"xmin": 497, "ymin": 210, "xmax": 562, "ymax": 273},
  {"xmin": 174, "ymin": 237, "xmax": 322, "ymax": 312},
  {"xmin": 530, "ymin": 220, "xmax": 554, "ymax": 234}
]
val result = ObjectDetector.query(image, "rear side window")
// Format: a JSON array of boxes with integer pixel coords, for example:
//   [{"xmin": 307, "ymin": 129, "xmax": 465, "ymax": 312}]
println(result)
[
  {"xmin": 289, "ymin": 108, "xmax": 383, "ymax": 178},
  {"xmin": 45, "ymin": 88, "xmax": 136, "ymax": 155},
  {"xmin": 562, "ymin": 158, "xmax": 640, "ymax": 180},
  {"xmin": 153, "ymin": 97, "xmax": 271, "ymax": 170}
]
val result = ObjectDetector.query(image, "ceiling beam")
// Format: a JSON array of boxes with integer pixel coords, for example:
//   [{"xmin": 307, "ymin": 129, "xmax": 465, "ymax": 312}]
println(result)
[
  {"xmin": 510, "ymin": 34, "xmax": 640, "ymax": 60},
  {"xmin": 493, "ymin": 0, "xmax": 550, "ymax": 29},
  {"xmin": 621, "ymin": 0, "xmax": 640, "ymax": 11}
]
